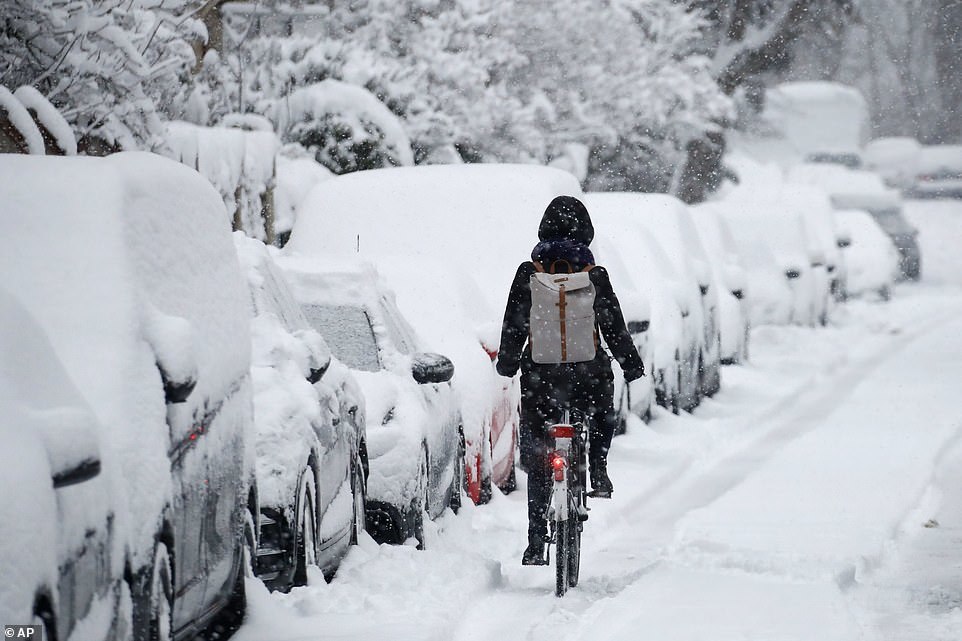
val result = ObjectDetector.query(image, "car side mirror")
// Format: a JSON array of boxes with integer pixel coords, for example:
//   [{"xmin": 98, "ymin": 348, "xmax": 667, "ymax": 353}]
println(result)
[
  {"xmin": 33, "ymin": 407, "xmax": 104, "ymax": 488},
  {"xmin": 411, "ymin": 352, "xmax": 455, "ymax": 384},
  {"xmin": 294, "ymin": 328, "xmax": 332, "ymax": 384},
  {"xmin": 627, "ymin": 320, "xmax": 650, "ymax": 334},
  {"xmin": 53, "ymin": 458, "xmax": 101, "ymax": 488},
  {"xmin": 144, "ymin": 306, "xmax": 198, "ymax": 405}
]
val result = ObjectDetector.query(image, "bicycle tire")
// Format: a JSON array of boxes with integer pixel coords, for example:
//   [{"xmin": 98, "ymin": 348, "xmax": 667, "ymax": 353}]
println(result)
[{"xmin": 555, "ymin": 518, "xmax": 570, "ymax": 597}]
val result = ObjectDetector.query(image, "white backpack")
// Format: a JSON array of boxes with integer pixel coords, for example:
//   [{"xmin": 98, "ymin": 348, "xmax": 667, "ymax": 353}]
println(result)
[{"xmin": 529, "ymin": 261, "xmax": 598, "ymax": 364}]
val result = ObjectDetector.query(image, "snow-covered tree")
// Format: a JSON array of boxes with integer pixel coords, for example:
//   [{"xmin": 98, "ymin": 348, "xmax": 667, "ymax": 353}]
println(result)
[{"xmin": 0, "ymin": 0, "xmax": 202, "ymax": 150}]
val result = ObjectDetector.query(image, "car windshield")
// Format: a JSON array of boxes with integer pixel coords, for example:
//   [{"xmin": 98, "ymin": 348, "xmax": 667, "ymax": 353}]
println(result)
[{"xmin": 300, "ymin": 303, "xmax": 380, "ymax": 372}]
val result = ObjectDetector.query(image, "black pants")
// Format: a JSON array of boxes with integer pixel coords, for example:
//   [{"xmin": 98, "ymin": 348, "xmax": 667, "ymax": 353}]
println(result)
[{"xmin": 519, "ymin": 353, "xmax": 617, "ymax": 540}]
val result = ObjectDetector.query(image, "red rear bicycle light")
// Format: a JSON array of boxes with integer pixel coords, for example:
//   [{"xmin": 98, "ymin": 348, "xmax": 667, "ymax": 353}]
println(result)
[{"xmin": 551, "ymin": 452, "xmax": 567, "ymax": 480}]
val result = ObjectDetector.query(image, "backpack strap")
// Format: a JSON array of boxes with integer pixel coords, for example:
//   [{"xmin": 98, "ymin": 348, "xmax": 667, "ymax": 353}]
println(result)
[{"xmin": 533, "ymin": 261, "xmax": 545, "ymax": 273}]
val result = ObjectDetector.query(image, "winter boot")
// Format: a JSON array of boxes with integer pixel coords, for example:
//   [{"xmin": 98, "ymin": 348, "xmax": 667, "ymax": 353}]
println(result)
[
  {"xmin": 588, "ymin": 458, "xmax": 613, "ymax": 498},
  {"xmin": 521, "ymin": 536, "xmax": 547, "ymax": 566}
]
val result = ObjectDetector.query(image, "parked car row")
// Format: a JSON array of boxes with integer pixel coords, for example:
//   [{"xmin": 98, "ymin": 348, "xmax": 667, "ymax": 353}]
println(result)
[
  {"xmin": 0, "ymin": 135, "xmax": 918, "ymax": 640},
  {"xmin": 0, "ymin": 153, "xmax": 471, "ymax": 641}
]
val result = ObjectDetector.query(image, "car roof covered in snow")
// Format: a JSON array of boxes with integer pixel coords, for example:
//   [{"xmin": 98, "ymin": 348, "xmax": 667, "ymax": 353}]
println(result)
[{"xmin": 284, "ymin": 163, "xmax": 583, "ymax": 310}]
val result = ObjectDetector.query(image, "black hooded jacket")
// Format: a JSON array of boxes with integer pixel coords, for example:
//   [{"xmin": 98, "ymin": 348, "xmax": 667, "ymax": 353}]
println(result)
[{"xmin": 496, "ymin": 196, "xmax": 645, "ymax": 381}]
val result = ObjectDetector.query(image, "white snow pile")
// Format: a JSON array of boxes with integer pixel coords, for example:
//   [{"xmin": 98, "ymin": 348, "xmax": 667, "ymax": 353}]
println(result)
[
  {"xmin": 0, "ymin": 85, "xmax": 44, "ymax": 154},
  {"xmin": 273, "ymin": 80, "xmax": 414, "ymax": 170},
  {"xmin": 13, "ymin": 86, "xmax": 77, "ymax": 155},
  {"xmin": 0, "ymin": 152, "xmax": 251, "ymax": 568},
  {"xmin": 164, "ymin": 120, "xmax": 281, "ymax": 241}
]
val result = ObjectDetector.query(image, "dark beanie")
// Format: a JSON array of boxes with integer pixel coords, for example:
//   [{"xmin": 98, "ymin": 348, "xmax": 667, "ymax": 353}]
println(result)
[{"xmin": 538, "ymin": 195, "xmax": 594, "ymax": 245}]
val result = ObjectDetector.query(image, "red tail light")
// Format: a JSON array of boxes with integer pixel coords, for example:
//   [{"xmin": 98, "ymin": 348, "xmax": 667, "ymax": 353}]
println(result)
[{"xmin": 551, "ymin": 452, "xmax": 567, "ymax": 480}]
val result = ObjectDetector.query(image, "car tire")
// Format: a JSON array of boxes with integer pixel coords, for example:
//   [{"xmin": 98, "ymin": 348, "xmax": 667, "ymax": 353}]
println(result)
[
  {"xmin": 451, "ymin": 430, "xmax": 465, "ymax": 514},
  {"xmin": 32, "ymin": 597, "xmax": 58, "ymax": 641},
  {"xmin": 672, "ymin": 360, "xmax": 682, "ymax": 416},
  {"xmin": 206, "ymin": 511, "xmax": 254, "ymax": 639},
  {"xmin": 413, "ymin": 447, "xmax": 429, "ymax": 550},
  {"xmin": 350, "ymin": 449, "xmax": 367, "ymax": 546},
  {"xmin": 293, "ymin": 471, "xmax": 318, "ymax": 587},
  {"xmin": 147, "ymin": 544, "xmax": 173, "ymax": 641}
]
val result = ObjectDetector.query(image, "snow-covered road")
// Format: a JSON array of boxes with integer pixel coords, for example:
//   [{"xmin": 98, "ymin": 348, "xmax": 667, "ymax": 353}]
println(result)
[{"xmin": 235, "ymin": 200, "xmax": 962, "ymax": 641}]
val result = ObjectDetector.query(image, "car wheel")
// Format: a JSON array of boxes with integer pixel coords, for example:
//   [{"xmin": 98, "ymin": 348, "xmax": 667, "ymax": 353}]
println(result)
[
  {"xmin": 206, "ymin": 511, "xmax": 254, "ymax": 638},
  {"xmin": 451, "ymin": 430, "xmax": 465, "ymax": 514},
  {"xmin": 350, "ymin": 448, "xmax": 367, "ymax": 546},
  {"xmin": 412, "ymin": 447, "xmax": 429, "ymax": 550},
  {"xmin": 672, "ymin": 357, "xmax": 682, "ymax": 415},
  {"xmin": 148, "ymin": 544, "xmax": 173, "ymax": 641},
  {"xmin": 293, "ymin": 472, "xmax": 317, "ymax": 587},
  {"xmin": 32, "ymin": 598, "xmax": 57, "ymax": 641},
  {"xmin": 500, "ymin": 460, "xmax": 518, "ymax": 494}
]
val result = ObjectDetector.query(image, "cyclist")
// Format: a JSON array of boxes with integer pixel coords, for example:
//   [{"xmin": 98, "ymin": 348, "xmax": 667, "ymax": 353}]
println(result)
[{"xmin": 496, "ymin": 195, "xmax": 645, "ymax": 565}]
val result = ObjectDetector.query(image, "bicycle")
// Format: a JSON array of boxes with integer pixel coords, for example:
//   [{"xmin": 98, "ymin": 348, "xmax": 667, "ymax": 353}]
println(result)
[{"xmin": 545, "ymin": 409, "xmax": 589, "ymax": 597}]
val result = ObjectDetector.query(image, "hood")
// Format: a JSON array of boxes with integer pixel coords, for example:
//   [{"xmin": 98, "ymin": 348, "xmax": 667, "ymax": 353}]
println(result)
[{"xmin": 538, "ymin": 195, "xmax": 594, "ymax": 245}]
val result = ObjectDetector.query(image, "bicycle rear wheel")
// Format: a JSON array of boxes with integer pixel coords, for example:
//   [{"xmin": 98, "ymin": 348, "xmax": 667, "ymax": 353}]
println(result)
[{"xmin": 555, "ymin": 518, "xmax": 570, "ymax": 597}]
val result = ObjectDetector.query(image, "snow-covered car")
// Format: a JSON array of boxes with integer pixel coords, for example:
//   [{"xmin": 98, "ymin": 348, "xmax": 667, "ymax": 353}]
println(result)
[
  {"xmin": 0, "ymin": 289, "xmax": 126, "ymax": 641},
  {"xmin": 585, "ymin": 197, "xmax": 690, "ymax": 416},
  {"xmin": 376, "ymin": 255, "xmax": 521, "ymax": 500},
  {"xmin": 788, "ymin": 163, "xmax": 921, "ymax": 281},
  {"xmin": 780, "ymin": 175, "xmax": 844, "ymax": 311},
  {"xmin": 0, "ymin": 153, "xmax": 256, "ymax": 640},
  {"xmin": 863, "ymin": 136, "xmax": 922, "ymax": 190},
  {"xmin": 592, "ymin": 193, "xmax": 721, "ymax": 406},
  {"xmin": 718, "ymin": 200, "xmax": 820, "ymax": 327},
  {"xmin": 234, "ymin": 234, "xmax": 367, "ymax": 589},
  {"xmin": 284, "ymin": 164, "xmax": 584, "ymax": 493},
  {"xmin": 834, "ymin": 209, "xmax": 900, "ymax": 300},
  {"xmin": 760, "ymin": 81, "xmax": 870, "ymax": 167},
  {"xmin": 278, "ymin": 256, "xmax": 463, "ymax": 548},
  {"xmin": 584, "ymin": 236, "xmax": 655, "ymax": 424},
  {"xmin": 689, "ymin": 203, "xmax": 751, "ymax": 364},
  {"xmin": 909, "ymin": 144, "xmax": 962, "ymax": 199}
]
